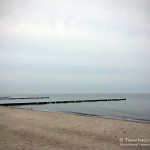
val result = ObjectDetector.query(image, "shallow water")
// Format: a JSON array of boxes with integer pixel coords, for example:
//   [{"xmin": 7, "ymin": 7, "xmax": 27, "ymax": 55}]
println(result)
[{"xmin": 0, "ymin": 93, "xmax": 150, "ymax": 122}]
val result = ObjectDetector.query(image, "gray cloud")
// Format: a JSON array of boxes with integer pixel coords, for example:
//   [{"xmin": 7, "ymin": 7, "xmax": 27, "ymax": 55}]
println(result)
[{"xmin": 0, "ymin": 0, "xmax": 150, "ymax": 94}]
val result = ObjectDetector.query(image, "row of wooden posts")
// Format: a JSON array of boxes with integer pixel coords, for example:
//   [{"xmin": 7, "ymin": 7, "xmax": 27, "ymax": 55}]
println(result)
[
  {"xmin": 0, "ymin": 97, "xmax": 49, "ymax": 100},
  {"xmin": 0, "ymin": 98, "xmax": 126, "ymax": 106}
]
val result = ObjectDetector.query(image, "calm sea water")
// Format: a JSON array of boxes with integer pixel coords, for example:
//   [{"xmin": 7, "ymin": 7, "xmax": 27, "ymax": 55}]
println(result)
[{"xmin": 0, "ymin": 93, "xmax": 150, "ymax": 122}]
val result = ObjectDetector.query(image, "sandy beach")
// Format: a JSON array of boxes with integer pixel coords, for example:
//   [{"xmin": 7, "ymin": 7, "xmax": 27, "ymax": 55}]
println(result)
[{"xmin": 0, "ymin": 106, "xmax": 150, "ymax": 150}]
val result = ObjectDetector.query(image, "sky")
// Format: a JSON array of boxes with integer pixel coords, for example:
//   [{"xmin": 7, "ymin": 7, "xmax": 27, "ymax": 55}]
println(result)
[{"xmin": 0, "ymin": 0, "xmax": 150, "ymax": 94}]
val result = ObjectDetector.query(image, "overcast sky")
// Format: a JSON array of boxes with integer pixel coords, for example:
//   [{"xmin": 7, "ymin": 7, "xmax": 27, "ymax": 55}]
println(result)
[{"xmin": 0, "ymin": 0, "xmax": 150, "ymax": 94}]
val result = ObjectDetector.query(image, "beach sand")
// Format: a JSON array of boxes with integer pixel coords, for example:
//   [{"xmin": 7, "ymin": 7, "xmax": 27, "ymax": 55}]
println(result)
[{"xmin": 0, "ymin": 106, "xmax": 150, "ymax": 150}]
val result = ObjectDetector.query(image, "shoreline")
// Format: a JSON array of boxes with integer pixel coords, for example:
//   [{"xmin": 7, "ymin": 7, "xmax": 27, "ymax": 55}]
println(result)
[
  {"xmin": 0, "ymin": 106, "xmax": 150, "ymax": 150},
  {"xmin": 16, "ymin": 106, "xmax": 150, "ymax": 124}
]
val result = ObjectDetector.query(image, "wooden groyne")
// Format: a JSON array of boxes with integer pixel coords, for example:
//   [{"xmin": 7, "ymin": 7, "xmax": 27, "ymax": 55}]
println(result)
[
  {"xmin": 0, "ymin": 97, "xmax": 49, "ymax": 100},
  {"xmin": 0, "ymin": 98, "xmax": 126, "ymax": 106},
  {"xmin": 0, "ymin": 97, "xmax": 11, "ymax": 100}
]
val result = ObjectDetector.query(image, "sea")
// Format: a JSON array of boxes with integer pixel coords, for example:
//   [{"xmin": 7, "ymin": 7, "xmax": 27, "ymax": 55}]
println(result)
[{"xmin": 0, "ymin": 93, "xmax": 150, "ymax": 123}]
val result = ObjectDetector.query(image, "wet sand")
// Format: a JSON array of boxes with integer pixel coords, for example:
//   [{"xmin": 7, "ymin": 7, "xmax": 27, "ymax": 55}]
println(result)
[{"xmin": 0, "ymin": 106, "xmax": 150, "ymax": 150}]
